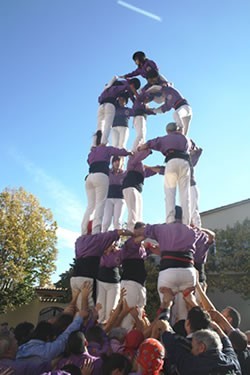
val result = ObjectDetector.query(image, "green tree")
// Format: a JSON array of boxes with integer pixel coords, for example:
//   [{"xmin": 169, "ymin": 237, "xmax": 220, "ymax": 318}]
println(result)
[
  {"xmin": 206, "ymin": 219, "xmax": 250, "ymax": 298},
  {"xmin": 0, "ymin": 187, "xmax": 58, "ymax": 313}
]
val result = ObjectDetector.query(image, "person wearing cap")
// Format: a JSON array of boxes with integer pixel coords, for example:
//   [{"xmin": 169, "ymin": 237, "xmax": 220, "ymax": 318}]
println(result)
[
  {"xmin": 134, "ymin": 208, "xmax": 211, "ymax": 322},
  {"xmin": 122, "ymin": 149, "xmax": 159, "ymax": 231},
  {"xmin": 71, "ymin": 228, "xmax": 133, "ymax": 309},
  {"xmin": 136, "ymin": 338, "xmax": 165, "ymax": 375},
  {"xmin": 138, "ymin": 123, "xmax": 191, "ymax": 226},
  {"xmin": 81, "ymin": 130, "xmax": 132, "ymax": 235},
  {"xmin": 102, "ymin": 156, "xmax": 126, "ymax": 232},
  {"xmin": 97, "ymin": 76, "xmax": 140, "ymax": 145},
  {"xmin": 120, "ymin": 51, "xmax": 169, "ymax": 84},
  {"xmin": 145, "ymin": 84, "xmax": 192, "ymax": 135}
]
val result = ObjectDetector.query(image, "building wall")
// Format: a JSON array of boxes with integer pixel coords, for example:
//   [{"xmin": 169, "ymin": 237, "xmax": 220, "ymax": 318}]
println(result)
[
  {"xmin": 0, "ymin": 299, "xmax": 67, "ymax": 328},
  {"xmin": 201, "ymin": 199, "xmax": 250, "ymax": 230}
]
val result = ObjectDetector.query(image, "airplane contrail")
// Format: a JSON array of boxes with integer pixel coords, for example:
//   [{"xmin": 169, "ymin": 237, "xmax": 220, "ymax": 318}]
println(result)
[{"xmin": 117, "ymin": 1, "xmax": 162, "ymax": 22}]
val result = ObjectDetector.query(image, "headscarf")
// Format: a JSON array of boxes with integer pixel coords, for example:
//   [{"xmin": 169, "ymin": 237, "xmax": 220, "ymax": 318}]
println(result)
[{"xmin": 137, "ymin": 338, "xmax": 165, "ymax": 375}]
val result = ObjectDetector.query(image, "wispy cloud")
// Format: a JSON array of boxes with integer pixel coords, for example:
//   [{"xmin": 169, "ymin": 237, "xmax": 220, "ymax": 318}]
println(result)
[
  {"xmin": 57, "ymin": 226, "xmax": 80, "ymax": 249},
  {"xmin": 117, "ymin": 1, "xmax": 162, "ymax": 22},
  {"xmin": 8, "ymin": 148, "xmax": 83, "ymax": 228}
]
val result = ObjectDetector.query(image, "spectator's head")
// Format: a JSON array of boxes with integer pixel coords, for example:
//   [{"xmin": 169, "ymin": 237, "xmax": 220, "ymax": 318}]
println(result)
[
  {"xmin": 14, "ymin": 321, "xmax": 34, "ymax": 346},
  {"xmin": 229, "ymin": 330, "xmax": 248, "ymax": 352},
  {"xmin": 245, "ymin": 330, "xmax": 250, "ymax": 345},
  {"xmin": 61, "ymin": 364, "xmax": 82, "ymax": 375},
  {"xmin": 123, "ymin": 329, "xmax": 144, "ymax": 361},
  {"xmin": 128, "ymin": 78, "xmax": 141, "ymax": 91},
  {"xmin": 32, "ymin": 321, "xmax": 55, "ymax": 342},
  {"xmin": 146, "ymin": 69, "xmax": 159, "ymax": 85},
  {"xmin": 132, "ymin": 51, "xmax": 146, "ymax": 65},
  {"xmin": 53, "ymin": 314, "xmax": 73, "ymax": 337},
  {"xmin": 137, "ymin": 338, "xmax": 165, "ymax": 375},
  {"xmin": 185, "ymin": 306, "xmax": 211, "ymax": 335},
  {"xmin": 109, "ymin": 327, "xmax": 127, "ymax": 343},
  {"xmin": 103, "ymin": 353, "xmax": 132, "ymax": 375},
  {"xmin": 66, "ymin": 330, "xmax": 87, "ymax": 355},
  {"xmin": 0, "ymin": 329, "xmax": 18, "ymax": 359},
  {"xmin": 221, "ymin": 306, "xmax": 241, "ymax": 328},
  {"xmin": 191, "ymin": 329, "xmax": 222, "ymax": 355}
]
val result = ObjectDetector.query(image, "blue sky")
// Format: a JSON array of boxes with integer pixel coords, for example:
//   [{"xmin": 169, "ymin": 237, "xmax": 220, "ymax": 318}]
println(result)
[{"xmin": 1, "ymin": 0, "xmax": 250, "ymax": 283}]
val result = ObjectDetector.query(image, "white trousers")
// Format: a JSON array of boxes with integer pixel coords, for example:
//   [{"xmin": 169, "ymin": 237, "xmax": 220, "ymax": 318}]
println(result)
[
  {"xmin": 164, "ymin": 159, "xmax": 191, "ymax": 225},
  {"xmin": 120, "ymin": 280, "xmax": 146, "ymax": 331},
  {"xmin": 81, "ymin": 173, "xmax": 109, "ymax": 234},
  {"xmin": 102, "ymin": 198, "xmax": 125, "ymax": 232},
  {"xmin": 96, "ymin": 280, "xmax": 121, "ymax": 323},
  {"xmin": 190, "ymin": 185, "xmax": 202, "ymax": 228},
  {"xmin": 111, "ymin": 126, "xmax": 129, "ymax": 148},
  {"xmin": 132, "ymin": 116, "xmax": 146, "ymax": 152},
  {"xmin": 158, "ymin": 267, "xmax": 196, "ymax": 321},
  {"xmin": 70, "ymin": 276, "xmax": 94, "ymax": 310},
  {"xmin": 123, "ymin": 187, "xmax": 142, "ymax": 232},
  {"xmin": 97, "ymin": 103, "xmax": 116, "ymax": 144},
  {"xmin": 173, "ymin": 104, "xmax": 192, "ymax": 135}
]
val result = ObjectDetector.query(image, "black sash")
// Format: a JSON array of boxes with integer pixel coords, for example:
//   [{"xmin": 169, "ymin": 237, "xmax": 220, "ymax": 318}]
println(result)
[{"xmin": 89, "ymin": 161, "xmax": 109, "ymax": 176}]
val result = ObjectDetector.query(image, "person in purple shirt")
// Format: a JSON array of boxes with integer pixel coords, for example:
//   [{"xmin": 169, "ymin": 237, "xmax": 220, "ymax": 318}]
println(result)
[
  {"xmin": 102, "ymin": 156, "xmax": 127, "ymax": 232},
  {"xmin": 190, "ymin": 140, "xmax": 203, "ymax": 228},
  {"xmin": 145, "ymin": 77, "xmax": 192, "ymax": 135},
  {"xmin": 138, "ymin": 122, "xmax": 192, "ymax": 225},
  {"xmin": 120, "ymin": 51, "xmax": 169, "ymax": 84},
  {"xmin": 134, "ymin": 206, "xmax": 211, "ymax": 323},
  {"xmin": 122, "ymin": 149, "xmax": 159, "ymax": 231},
  {"xmin": 111, "ymin": 94, "xmax": 131, "ymax": 149},
  {"xmin": 81, "ymin": 130, "xmax": 132, "ymax": 235},
  {"xmin": 97, "ymin": 76, "xmax": 140, "ymax": 145},
  {"xmin": 70, "ymin": 228, "xmax": 132, "ymax": 309},
  {"xmin": 96, "ymin": 244, "xmax": 122, "ymax": 324},
  {"xmin": 56, "ymin": 330, "xmax": 102, "ymax": 375}
]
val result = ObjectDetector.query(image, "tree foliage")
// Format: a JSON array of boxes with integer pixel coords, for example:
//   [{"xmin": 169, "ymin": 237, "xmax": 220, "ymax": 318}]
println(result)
[
  {"xmin": 0, "ymin": 187, "xmax": 58, "ymax": 313},
  {"xmin": 206, "ymin": 219, "xmax": 250, "ymax": 298}
]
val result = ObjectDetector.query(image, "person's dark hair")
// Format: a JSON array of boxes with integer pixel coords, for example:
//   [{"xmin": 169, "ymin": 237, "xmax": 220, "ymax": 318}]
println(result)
[
  {"xmin": 53, "ymin": 314, "xmax": 74, "ymax": 337},
  {"xmin": 173, "ymin": 319, "xmax": 187, "ymax": 337},
  {"xmin": 103, "ymin": 353, "xmax": 132, "ymax": 375},
  {"xmin": 85, "ymin": 325, "xmax": 104, "ymax": 345},
  {"xmin": 128, "ymin": 78, "xmax": 141, "ymax": 90},
  {"xmin": 95, "ymin": 130, "xmax": 102, "ymax": 146},
  {"xmin": 118, "ymin": 92, "xmax": 129, "ymax": 103},
  {"xmin": 226, "ymin": 306, "xmax": 241, "ymax": 328},
  {"xmin": 132, "ymin": 51, "xmax": 146, "ymax": 62},
  {"xmin": 187, "ymin": 306, "xmax": 211, "ymax": 332},
  {"xmin": 31, "ymin": 321, "xmax": 55, "ymax": 342},
  {"xmin": 134, "ymin": 221, "xmax": 145, "ymax": 230},
  {"xmin": 229, "ymin": 330, "xmax": 247, "ymax": 352},
  {"xmin": 67, "ymin": 330, "xmax": 86, "ymax": 355},
  {"xmin": 61, "ymin": 364, "xmax": 81, "ymax": 375},
  {"xmin": 146, "ymin": 69, "xmax": 159, "ymax": 79},
  {"xmin": 14, "ymin": 322, "xmax": 34, "ymax": 346}
]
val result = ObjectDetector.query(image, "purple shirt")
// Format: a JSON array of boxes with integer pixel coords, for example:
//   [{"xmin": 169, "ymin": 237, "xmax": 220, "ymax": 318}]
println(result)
[
  {"xmin": 98, "ymin": 79, "xmax": 134, "ymax": 103},
  {"xmin": 144, "ymin": 223, "xmax": 202, "ymax": 253},
  {"xmin": 126, "ymin": 149, "xmax": 152, "ymax": 175},
  {"xmin": 0, "ymin": 358, "xmax": 50, "ymax": 375},
  {"xmin": 193, "ymin": 231, "xmax": 212, "ymax": 264},
  {"xmin": 154, "ymin": 86, "xmax": 187, "ymax": 113},
  {"xmin": 75, "ymin": 230, "xmax": 120, "ymax": 259},
  {"xmin": 124, "ymin": 59, "xmax": 159, "ymax": 79},
  {"xmin": 109, "ymin": 168, "xmax": 126, "ymax": 186},
  {"xmin": 87, "ymin": 145, "xmax": 130, "ymax": 165},
  {"xmin": 121, "ymin": 238, "xmax": 148, "ymax": 260},
  {"xmin": 100, "ymin": 250, "xmax": 122, "ymax": 268},
  {"xmin": 147, "ymin": 132, "xmax": 191, "ymax": 156},
  {"xmin": 57, "ymin": 351, "xmax": 102, "ymax": 375}
]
